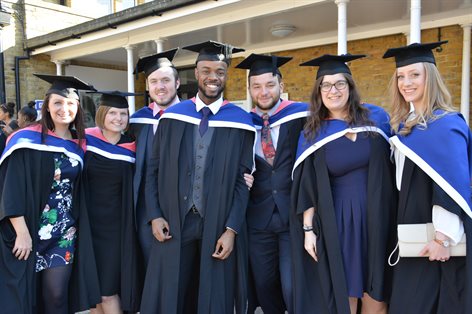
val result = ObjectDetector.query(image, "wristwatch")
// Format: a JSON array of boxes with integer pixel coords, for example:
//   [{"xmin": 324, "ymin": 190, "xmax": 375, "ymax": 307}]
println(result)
[
  {"xmin": 303, "ymin": 225, "xmax": 313, "ymax": 232},
  {"xmin": 434, "ymin": 238, "xmax": 450, "ymax": 248}
]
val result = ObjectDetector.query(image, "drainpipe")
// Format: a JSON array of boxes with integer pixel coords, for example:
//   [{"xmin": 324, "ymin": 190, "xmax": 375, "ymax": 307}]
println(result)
[{"xmin": 15, "ymin": 53, "xmax": 30, "ymax": 113}]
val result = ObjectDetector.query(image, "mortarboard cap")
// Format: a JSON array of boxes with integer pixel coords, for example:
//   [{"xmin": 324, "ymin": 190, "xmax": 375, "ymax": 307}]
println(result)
[
  {"xmin": 88, "ymin": 91, "xmax": 142, "ymax": 109},
  {"xmin": 382, "ymin": 41, "xmax": 447, "ymax": 68},
  {"xmin": 235, "ymin": 53, "xmax": 292, "ymax": 78},
  {"xmin": 300, "ymin": 54, "xmax": 366, "ymax": 79},
  {"xmin": 34, "ymin": 74, "xmax": 96, "ymax": 100},
  {"xmin": 134, "ymin": 48, "xmax": 179, "ymax": 78},
  {"xmin": 182, "ymin": 40, "xmax": 245, "ymax": 64}
]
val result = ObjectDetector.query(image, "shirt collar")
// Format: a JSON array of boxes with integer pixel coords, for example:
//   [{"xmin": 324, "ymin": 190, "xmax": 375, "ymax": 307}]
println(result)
[
  {"xmin": 255, "ymin": 99, "xmax": 282, "ymax": 117},
  {"xmin": 152, "ymin": 97, "xmax": 181, "ymax": 116},
  {"xmin": 195, "ymin": 94, "xmax": 222, "ymax": 115}
]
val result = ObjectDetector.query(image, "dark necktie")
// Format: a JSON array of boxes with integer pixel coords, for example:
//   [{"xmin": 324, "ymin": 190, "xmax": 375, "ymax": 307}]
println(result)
[
  {"xmin": 199, "ymin": 106, "xmax": 211, "ymax": 137},
  {"xmin": 261, "ymin": 113, "xmax": 276, "ymax": 165},
  {"xmin": 153, "ymin": 110, "xmax": 164, "ymax": 134}
]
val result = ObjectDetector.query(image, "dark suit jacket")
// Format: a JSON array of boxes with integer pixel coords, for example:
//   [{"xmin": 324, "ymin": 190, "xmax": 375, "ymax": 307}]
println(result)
[{"xmin": 247, "ymin": 116, "xmax": 305, "ymax": 230}]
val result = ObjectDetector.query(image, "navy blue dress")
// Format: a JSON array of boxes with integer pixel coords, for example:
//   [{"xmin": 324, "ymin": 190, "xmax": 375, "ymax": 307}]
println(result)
[
  {"xmin": 324, "ymin": 134, "xmax": 370, "ymax": 298},
  {"xmin": 36, "ymin": 152, "xmax": 79, "ymax": 272}
]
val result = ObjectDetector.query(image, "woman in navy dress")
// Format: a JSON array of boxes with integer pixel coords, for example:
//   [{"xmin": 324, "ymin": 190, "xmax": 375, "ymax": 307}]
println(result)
[
  {"xmin": 0, "ymin": 74, "xmax": 100, "ymax": 314},
  {"xmin": 84, "ymin": 91, "xmax": 141, "ymax": 314},
  {"xmin": 290, "ymin": 54, "xmax": 396, "ymax": 313}
]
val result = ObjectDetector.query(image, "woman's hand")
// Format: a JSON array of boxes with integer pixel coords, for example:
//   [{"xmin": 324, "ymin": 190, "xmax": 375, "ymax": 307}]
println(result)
[
  {"xmin": 304, "ymin": 231, "xmax": 318, "ymax": 262},
  {"xmin": 9, "ymin": 216, "xmax": 33, "ymax": 260},
  {"xmin": 13, "ymin": 230, "xmax": 32, "ymax": 261},
  {"xmin": 419, "ymin": 231, "xmax": 451, "ymax": 262}
]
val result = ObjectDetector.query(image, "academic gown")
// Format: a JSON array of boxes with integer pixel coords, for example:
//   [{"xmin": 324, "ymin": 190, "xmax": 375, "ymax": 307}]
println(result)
[
  {"xmin": 290, "ymin": 104, "xmax": 396, "ymax": 314},
  {"xmin": 83, "ymin": 127, "xmax": 142, "ymax": 312},
  {"xmin": 128, "ymin": 104, "xmax": 162, "ymax": 263},
  {"xmin": 0, "ymin": 126, "xmax": 101, "ymax": 314},
  {"xmin": 389, "ymin": 112, "xmax": 472, "ymax": 314},
  {"xmin": 247, "ymin": 100, "xmax": 308, "ymax": 313},
  {"xmin": 141, "ymin": 99, "xmax": 255, "ymax": 314}
]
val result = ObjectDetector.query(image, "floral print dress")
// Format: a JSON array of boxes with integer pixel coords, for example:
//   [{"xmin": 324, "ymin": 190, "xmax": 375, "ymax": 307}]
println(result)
[{"xmin": 35, "ymin": 152, "xmax": 80, "ymax": 272}]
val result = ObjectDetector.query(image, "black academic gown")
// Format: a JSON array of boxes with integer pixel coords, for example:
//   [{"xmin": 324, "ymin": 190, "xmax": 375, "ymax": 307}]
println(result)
[
  {"xmin": 83, "ymin": 135, "xmax": 142, "ymax": 312},
  {"xmin": 290, "ymin": 134, "xmax": 396, "ymax": 314},
  {"xmin": 141, "ymin": 118, "xmax": 254, "ymax": 314},
  {"xmin": 0, "ymin": 149, "xmax": 101, "ymax": 314},
  {"xmin": 128, "ymin": 120, "xmax": 156, "ymax": 263},
  {"xmin": 389, "ymin": 159, "xmax": 471, "ymax": 314}
]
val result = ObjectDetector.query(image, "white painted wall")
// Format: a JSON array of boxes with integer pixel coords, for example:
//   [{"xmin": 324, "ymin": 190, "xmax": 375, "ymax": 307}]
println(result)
[{"xmin": 65, "ymin": 65, "xmax": 127, "ymax": 91}]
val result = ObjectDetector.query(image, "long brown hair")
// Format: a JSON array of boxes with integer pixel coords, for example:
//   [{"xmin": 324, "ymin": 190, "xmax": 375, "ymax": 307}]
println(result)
[
  {"xmin": 389, "ymin": 62, "xmax": 454, "ymax": 135},
  {"xmin": 40, "ymin": 93, "xmax": 86, "ymax": 146},
  {"xmin": 304, "ymin": 73, "xmax": 372, "ymax": 140}
]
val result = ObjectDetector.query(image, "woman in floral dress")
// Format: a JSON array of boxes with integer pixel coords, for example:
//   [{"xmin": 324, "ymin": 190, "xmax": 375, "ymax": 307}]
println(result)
[{"xmin": 0, "ymin": 74, "xmax": 100, "ymax": 314}]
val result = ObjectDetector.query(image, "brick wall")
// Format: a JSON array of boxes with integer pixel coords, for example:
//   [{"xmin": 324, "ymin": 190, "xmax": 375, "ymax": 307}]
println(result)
[{"xmin": 225, "ymin": 25, "xmax": 472, "ymax": 124}]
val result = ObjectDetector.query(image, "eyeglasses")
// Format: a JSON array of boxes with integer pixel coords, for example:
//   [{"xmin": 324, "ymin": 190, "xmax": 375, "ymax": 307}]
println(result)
[{"xmin": 320, "ymin": 80, "xmax": 348, "ymax": 92}]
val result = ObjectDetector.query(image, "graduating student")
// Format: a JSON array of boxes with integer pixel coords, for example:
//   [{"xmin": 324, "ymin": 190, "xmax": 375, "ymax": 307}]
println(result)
[
  {"xmin": 291, "ymin": 55, "xmax": 396, "ymax": 314},
  {"xmin": 383, "ymin": 41, "xmax": 472, "ymax": 314},
  {"xmin": 0, "ymin": 74, "xmax": 100, "ymax": 314},
  {"xmin": 129, "ymin": 48, "xmax": 181, "ymax": 264},
  {"xmin": 141, "ymin": 40, "xmax": 255, "ymax": 314},
  {"xmin": 235, "ymin": 53, "xmax": 308, "ymax": 314},
  {"xmin": 84, "ymin": 91, "xmax": 142, "ymax": 313}
]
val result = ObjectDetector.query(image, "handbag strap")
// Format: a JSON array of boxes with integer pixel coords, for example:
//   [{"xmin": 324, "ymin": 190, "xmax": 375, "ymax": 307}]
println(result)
[{"xmin": 388, "ymin": 242, "xmax": 400, "ymax": 266}]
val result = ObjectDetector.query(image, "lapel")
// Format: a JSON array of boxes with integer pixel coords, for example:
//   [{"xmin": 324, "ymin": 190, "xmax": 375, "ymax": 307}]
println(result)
[
  {"xmin": 397, "ymin": 158, "xmax": 415, "ymax": 222},
  {"xmin": 273, "ymin": 123, "xmax": 289, "ymax": 167}
]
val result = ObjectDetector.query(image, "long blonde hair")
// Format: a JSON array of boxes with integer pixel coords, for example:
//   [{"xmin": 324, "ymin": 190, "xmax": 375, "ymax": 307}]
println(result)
[{"xmin": 389, "ymin": 62, "xmax": 455, "ymax": 135}]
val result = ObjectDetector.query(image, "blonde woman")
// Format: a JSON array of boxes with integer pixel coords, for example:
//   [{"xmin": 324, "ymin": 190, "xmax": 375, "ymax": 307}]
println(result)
[{"xmin": 384, "ymin": 41, "xmax": 472, "ymax": 314}]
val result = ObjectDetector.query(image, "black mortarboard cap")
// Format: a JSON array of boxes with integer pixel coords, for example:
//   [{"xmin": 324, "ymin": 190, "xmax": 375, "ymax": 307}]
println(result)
[
  {"xmin": 299, "ymin": 54, "xmax": 366, "ymax": 79},
  {"xmin": 134, "ymin": 48, "xmax": 179, "ymax": 78},
  {"xmin": 182, "ymin": 40, "xmax": 245, "ymax": 64},
  {"xmin": 235, "ymin": 53, "xmax": 292, "ymax": 78},
  {"xmin": 34, "ymin": 74, "xmax": 96, "ymax": 100},
  {"xmin": 88, "ymin": 91, "xmax": 142, "ymax": 109},
  {"xmin": 382, "ymin": 41, "xmax": 447, "ymax": 68}
]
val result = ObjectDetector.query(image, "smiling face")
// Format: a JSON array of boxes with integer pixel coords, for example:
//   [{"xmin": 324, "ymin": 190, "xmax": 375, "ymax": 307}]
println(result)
[
  {"xmin": 249, "ymin": 73, "xmax": 283, "ymax": 113},
  {"xmin": 102, "ymin": 107, "xmax": 129, "ymax": 133},
  {"xmin": 47, "ymin": 94, "xmax": 79, "ymax": 129},
  {"xmin": 320, "ymin": 73, "xmax": 349, "ymax": 119},
  {"xmin": 195, "ymin": 60, "xmax": 228, "ymax": 105},
  {"xmin": 396, "ymin": 62, "xmax": 426, "ymax": 111},
  {"xmin": 147, "ymin": 66, "xmax": 180, "ymax": 108}
]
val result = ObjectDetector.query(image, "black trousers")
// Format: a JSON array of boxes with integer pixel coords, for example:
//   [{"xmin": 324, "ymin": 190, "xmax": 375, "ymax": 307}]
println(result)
[
  {"xmin": 248, "ymin": 210, "xmax": 293, "ymax": 314},
  {"xmin": 177, "ymin": 210, "xmax": 204, "ymax": 314}
]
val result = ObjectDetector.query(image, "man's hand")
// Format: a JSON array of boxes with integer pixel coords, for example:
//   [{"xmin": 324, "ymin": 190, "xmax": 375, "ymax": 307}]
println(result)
[
  {"xmin": 151, "ymin": 217, "xmax": 172, "ymax": 242},
  {"xmin": 244, "ymin": 173, "xmax": 254, "ymax": 190},
  {"xmin": 212, "ymin": 229, "xmax": 236, "ymax": 260}
]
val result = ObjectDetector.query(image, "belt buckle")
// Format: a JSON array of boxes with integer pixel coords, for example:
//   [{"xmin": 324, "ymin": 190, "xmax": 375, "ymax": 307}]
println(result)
[{"xmin": 191, "ymin": 205, "xmax": 199, "ymax": 214}]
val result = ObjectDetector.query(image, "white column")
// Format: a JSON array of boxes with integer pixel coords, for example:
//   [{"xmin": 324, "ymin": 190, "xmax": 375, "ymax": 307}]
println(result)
[
  {"xmin": 124, "ymin": 45, "xmax": 136, "ymax": 114},
  {"xmin": 217, "ymin": 25, "xmax": 223, "ymax": 43},
  {"xmin": 155, "ymin": 39, "xmax": 164, "ymax": 53},
  {"xmin": 409, "ymin": 0, "xmax": 421, "ymax": 44},
  {"xmin": 403, "ymin": 32, "xmax": 411, "ymax": 45},
  {"xmin": 460, "ymin": 24, "xmax": 471, "ymax": 124},
  {"xmin": 335, "ymin": 0, "xmax": 349, "ymax": 55},
  {"xmin": 53, "ymin": 60, "xmax": 65, "ymax": 75}
]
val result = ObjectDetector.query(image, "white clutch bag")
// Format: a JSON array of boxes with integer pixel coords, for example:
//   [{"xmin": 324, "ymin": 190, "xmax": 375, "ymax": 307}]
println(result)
[{"xmin": 388, "ymin": 223, "xmax": 466, "ymax": 266}]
